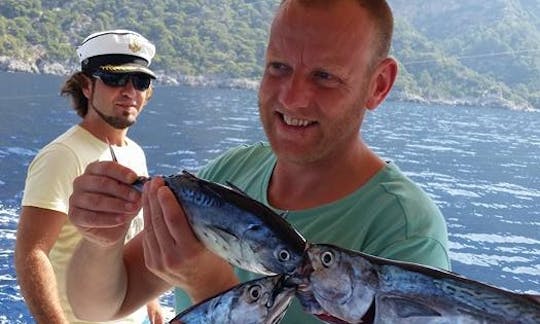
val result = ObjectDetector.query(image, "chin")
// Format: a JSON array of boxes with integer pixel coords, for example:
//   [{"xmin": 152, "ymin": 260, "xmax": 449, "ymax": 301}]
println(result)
[{"xmin": 272, "ymin": 143, "xmax": 320, "ymax": 164}]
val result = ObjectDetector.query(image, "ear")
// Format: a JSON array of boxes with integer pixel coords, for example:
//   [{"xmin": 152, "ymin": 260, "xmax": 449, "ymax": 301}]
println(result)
[{"xmin": 365, "ymin": 57, "xmax": 398, "ymax": 110}]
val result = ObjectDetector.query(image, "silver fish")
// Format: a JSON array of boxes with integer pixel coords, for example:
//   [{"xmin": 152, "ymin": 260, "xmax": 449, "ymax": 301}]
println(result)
[
  {"xmin": 169, "ymin": 274, "xmax": 295, "ymax": 324},
  {"xmin": 292, "ymin": 243, "xmax": 540, "ymax": 324},
  {"xmin": 133, "ymin": 171, "xmax": 306, "ymax": 275}
]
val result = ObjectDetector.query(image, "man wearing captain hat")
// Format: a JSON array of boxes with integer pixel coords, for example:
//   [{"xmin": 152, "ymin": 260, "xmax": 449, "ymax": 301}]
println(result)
[{"xmin": 16, "ymin": 29, "xmax": 164, "ymax": 323}]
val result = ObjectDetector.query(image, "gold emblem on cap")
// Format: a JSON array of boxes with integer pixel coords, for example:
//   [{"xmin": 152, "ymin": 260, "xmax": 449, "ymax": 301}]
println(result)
[
  {"xmin": 100, "ymin": 65, "xmax": 135, "ymax": 72},
  {"xmin": 128, "ymin": 38, "xmax": 142, "ymax": 53}
]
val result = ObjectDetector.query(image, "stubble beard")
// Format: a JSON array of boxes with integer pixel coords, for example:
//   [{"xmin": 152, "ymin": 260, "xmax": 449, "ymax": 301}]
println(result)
[{"xmin": 90, "ymin": 101, "xmax": 136, "ymax": 129}]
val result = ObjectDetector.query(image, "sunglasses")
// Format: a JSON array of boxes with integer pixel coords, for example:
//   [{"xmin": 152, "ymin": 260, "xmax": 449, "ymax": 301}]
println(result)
[{"xmin": 92, "ymin": 71, "xmax": 152, "ymax": 91}]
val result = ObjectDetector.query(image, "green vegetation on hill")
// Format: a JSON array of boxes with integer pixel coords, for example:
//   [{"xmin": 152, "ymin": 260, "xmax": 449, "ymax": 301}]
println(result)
[{"xmin": 1, "ymin": 0, "xmax": 539, "ymax": 109}]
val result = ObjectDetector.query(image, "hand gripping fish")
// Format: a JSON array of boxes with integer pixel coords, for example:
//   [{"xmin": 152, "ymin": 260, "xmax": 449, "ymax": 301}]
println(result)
[
  {"xmin": 169, "ymin": 275, "xmax": 294, "ymax": 324},
  {"xmin": 291, "ymin": 243, "xmax": 540, "ymax": 324},
  {"xmin": 133, "ymin": 171, "xmax": 306, "ymax": 275}
]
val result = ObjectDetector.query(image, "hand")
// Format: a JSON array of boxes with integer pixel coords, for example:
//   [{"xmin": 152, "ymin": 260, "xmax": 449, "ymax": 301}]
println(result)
[
  {"xmin": 141, "ymin": 178, "xmax": 239, "ymax": 303},
  {"xmin": 146, "ymin": 299, "xmax": 164, "ymax": 324},
  {"xmin": 69, "ymin": 161, "xmax": 143, "ymax": 247}
]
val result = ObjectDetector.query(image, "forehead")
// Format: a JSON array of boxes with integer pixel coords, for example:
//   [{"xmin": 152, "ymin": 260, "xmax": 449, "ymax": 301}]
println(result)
[{"xmin": 267, "ymin": 1, "xmax": 375, "ymax": 64}]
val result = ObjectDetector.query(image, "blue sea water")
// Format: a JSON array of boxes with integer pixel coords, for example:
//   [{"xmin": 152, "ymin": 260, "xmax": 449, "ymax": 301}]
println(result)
[{"xmin": 0, "ymin": 71, "xmax": 539, "ymax": 322}]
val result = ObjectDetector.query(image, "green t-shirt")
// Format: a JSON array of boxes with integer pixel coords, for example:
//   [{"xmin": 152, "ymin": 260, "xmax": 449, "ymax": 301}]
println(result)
[{"xmin": 174, "ymin": 142, "xmax": 450, "ymax": 322}]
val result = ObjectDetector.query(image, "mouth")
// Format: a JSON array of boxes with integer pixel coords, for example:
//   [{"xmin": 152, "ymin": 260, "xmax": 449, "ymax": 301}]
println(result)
[
  {"xmin": 116, "ymin": 102, "xmax": 138, "ymax": 110},
  {"xmin": 280, "ymin": 113, "xmax": 316, "ymax": 128}
]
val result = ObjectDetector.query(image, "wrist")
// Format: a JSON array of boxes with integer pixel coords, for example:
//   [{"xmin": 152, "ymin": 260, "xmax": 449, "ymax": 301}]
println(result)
[{"xmin": 186, "ymin": 260, "xmax": 239, "ymax": 304}]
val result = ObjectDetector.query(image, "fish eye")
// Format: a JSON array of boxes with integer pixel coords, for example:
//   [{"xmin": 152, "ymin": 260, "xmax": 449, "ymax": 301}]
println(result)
[
  {"xmin": 277, "ymin": 249, "xmax": 291, "ymax": 262},
  {"xmin": 248, "ymin": 285, "xmax": 262, "ymax": 301},
  {"xmin": 321, "ymin": 251, "xmax": 334, "ymax": 267}
]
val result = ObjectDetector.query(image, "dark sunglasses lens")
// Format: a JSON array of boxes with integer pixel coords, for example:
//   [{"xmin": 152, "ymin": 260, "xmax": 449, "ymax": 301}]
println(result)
[
  {"xmin": 94, "ymin": 73, "xmax": 151, "ymax": 90},
  {"xmin": 131, "ymin": 75, "xmax": 151, "ymax": 91},
  {"xmin": 97, "ymin": 73, "xmax": 129, "ymax": 87}
]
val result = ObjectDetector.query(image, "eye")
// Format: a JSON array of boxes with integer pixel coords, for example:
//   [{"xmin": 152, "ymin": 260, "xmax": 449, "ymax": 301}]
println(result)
[
  {"xmin": 313, "ymin": 70, "xmax": 341, "ymax": 88},
  {"xmin": 314, "ymin": 70, "xmax": 332, "ymax": 80},
  {"xmin": 248, "ymin": 285, "xmax": 262, "ymax": 301},
  {"xmin": 266, "ymin": 62, "xmax": 291, "ymax": 77},
  {"xmin": 321, "ymin": 251, "xmax": 334, "ymax": 267},
  {"xmin": 277, "ymin": 249, "xmax": 291, "ymax": 262}
]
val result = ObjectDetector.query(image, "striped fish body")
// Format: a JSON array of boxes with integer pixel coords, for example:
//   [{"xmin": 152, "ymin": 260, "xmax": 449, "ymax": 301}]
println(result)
[
  {"xmin": 294, "ymin": 243, "xmax": 540, "ymax": 324},
  {"xmin": 162, "ymin": 171, "xmax": 306, "ymax": 276}
]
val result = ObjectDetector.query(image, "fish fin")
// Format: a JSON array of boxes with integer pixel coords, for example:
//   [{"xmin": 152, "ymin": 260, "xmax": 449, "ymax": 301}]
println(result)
[
  {"xmin": 378, "ymin": 295, "xmax": 441, "ymax": 318},
  {"xmin": 181, "ymin": 170, "xmax": 197, "ymax": 177},
  {"xmin": 226, "ymin": 181, "xmax": 290, "ymax": 220},
  {"xmin": 226, "ymin": 180, "xmax": 252, "ymax": 197}
]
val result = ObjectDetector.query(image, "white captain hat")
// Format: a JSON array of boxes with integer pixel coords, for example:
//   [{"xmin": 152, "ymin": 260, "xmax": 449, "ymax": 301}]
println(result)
[{"xmin": 76, "ymin": 29, "xmax": 156, "ymax": 78}]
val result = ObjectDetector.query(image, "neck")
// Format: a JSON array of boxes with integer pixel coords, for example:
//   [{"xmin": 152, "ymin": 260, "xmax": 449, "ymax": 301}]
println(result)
[
  {"xmin": 268, "ymin": 141, "xmax": 385, "ymax": 210},
  {"xmin": 79, "ymin": 119, "xmax": 128, "ymax": 146}
]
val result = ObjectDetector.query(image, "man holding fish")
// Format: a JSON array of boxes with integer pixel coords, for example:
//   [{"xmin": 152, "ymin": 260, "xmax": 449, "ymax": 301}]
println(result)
[{"xmin": 66, "ymin": 0, "xmax": 450, "ymax": 323}]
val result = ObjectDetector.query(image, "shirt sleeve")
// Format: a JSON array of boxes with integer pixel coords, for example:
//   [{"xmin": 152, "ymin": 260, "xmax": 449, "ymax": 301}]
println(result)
[
  {"xmin": 21, "ymin": 143, "xmax": 82, "ymax": 215},
  {"xmin": 377, "ymin": 236, "xmax": 451, "ymax": 270}
]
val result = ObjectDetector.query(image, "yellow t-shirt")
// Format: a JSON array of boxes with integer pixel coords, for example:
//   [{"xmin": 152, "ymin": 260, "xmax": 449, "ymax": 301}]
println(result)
[{"xmin": 21, "ymin": 125, "xmax": 148, "ymax": 323}]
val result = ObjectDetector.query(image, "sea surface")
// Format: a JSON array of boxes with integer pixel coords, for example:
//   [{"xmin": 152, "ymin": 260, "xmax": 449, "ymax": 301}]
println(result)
[{"xmin": 0, "ymin": 71, "xmax": 539, "ymax": 323}]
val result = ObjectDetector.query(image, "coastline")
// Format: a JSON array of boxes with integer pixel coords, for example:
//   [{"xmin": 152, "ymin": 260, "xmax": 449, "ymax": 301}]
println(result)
[{"xmin": 1, "ymin": 56, "xmax": 536, "ymax": 112}]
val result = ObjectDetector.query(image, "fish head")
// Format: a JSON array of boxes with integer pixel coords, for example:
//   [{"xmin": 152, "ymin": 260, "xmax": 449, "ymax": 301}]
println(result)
[
  {"xmin": 170, "ymin": 275, "xmax": 294, "ymax": 324},
  {"xmin": 246, "ymin": 236, "xmax": 306, "ymax": 275},
  {"xmin": 295, "ymin": 244, "xmax": 378, "ymax": 323},
  {"xmin": 228, "ymin": 275, "xmax": 295, "ymax": 324}
]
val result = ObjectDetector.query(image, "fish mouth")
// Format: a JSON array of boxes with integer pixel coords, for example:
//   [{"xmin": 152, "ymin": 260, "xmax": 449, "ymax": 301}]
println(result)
[
  {"xmin": 269, "ymin": 275, "xmax": 297, "ymax": 305},
  {"xmin": 283, "ymin": 261, "xmax": 313, "ymax": 291},
  {"xmin": 266, "ymin": 275, "xmax": 295, "ymax": 324}
]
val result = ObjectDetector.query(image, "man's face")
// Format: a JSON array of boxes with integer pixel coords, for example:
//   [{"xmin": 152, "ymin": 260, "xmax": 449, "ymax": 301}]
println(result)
[
  {"xmin": 87, "ymin": 73, "xmax": 150, "ymax": 129},
  {"xmin": 258, "ymin": 1, "xmax": 379, "ymax": 164}
]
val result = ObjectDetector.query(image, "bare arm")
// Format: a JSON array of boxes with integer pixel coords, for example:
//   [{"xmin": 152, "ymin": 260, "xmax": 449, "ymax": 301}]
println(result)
[
  {"xmin": 66, "ymin": 161, "xmax": 170, "ymax": 320},
  {"xmin": 15, "ymin": 207, "xmax": 69, "ymax": 324}
]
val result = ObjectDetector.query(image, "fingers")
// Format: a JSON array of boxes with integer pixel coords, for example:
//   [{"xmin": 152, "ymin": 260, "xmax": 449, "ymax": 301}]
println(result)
[
  {"xmin": 69, "ymin": 161, "xmax": 143, "ymax": 246},
  {"xmin": 142, "ymin": 178, "xmax": 205, "ymax": 282},
  {"xmin": 70, "ymin": 161, "xmax": 142, "ymax": 219},
  {"xmin": 157, "ymin": 183, "xmax": 198, "ymax": 247},
  {"xmin": 140, "ymin": 179, "xmax": 239, "ymax": 301},
  {"xmin": 85, "ymin": 160, "xmax": 140, "ymax": 184},
  {"xmin": 74, "ymin": 161, "xmax": 142, "ymax": 203}
]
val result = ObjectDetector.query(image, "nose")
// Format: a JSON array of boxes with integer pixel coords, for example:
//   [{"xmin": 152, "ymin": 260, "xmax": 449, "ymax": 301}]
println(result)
[
  {"xmin": 120, "ymin": 78, "xmax": 137, "ymax": 97},
  {"xmin": 278, "ymin": 74, "xmax": 312, "ymax": 110}
]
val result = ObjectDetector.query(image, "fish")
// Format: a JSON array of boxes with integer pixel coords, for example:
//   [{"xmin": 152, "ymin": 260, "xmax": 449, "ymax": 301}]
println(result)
[
  {"xmin": 133, "ymin": 171, "xmax": 306, "ymax": 275},
  {"xmin": 169, "ymin": 274, "xmax": 295, "ymax": 324},
  {"xmin": 291, "ymin": 243, "xmax": 540, "ymax": 324}
]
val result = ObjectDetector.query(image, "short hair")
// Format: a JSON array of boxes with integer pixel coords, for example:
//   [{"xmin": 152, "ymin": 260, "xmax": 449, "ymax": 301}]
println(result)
[
  {"xmin": 60, "ymin": 72, "xmax": 153, "ymax": 118},
  {"xmin": 279, "ymin": 0, "xmax": 394, "ymax": 63}
]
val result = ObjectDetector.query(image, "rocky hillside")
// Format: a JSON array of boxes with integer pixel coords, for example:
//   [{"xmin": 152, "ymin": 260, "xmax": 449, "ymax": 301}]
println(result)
[{"xmin": 1, "ymin": 0, "xmax": 539, "ymax": 110}]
